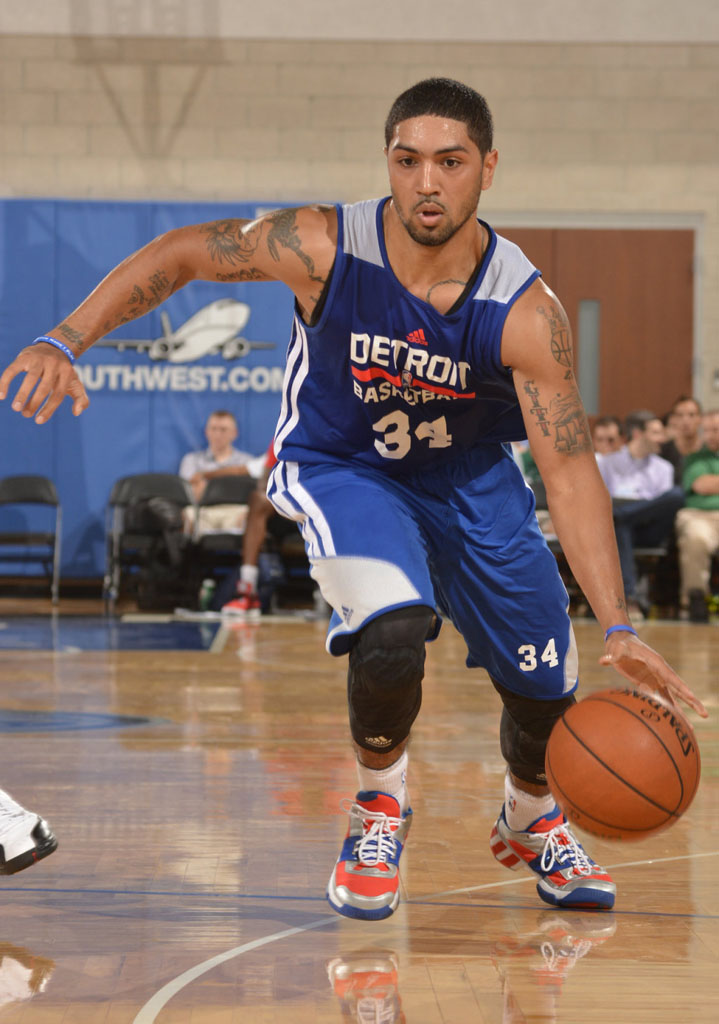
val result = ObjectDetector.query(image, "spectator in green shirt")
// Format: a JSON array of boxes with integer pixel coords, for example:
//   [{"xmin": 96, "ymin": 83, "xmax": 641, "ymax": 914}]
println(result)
[{"xmin": 675, "ymin": 409, "xmax": 719, "ymax": 621}]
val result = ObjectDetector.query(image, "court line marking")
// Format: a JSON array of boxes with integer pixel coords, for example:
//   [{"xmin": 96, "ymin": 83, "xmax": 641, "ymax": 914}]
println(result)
[
  {"xmin": 208, "ymin": 625, "xmax": 229, "ymax": 654},
  {"xmin": 131, "ymin": 915, "xmax": 337, "ymax": 1023},
  {"xmin": 425, "ymin": 848, "xmax": 719, "ymax": 899},
  {"xmin": 128, "ymin": 845, "xmax": 719, "ymax": 1021}
]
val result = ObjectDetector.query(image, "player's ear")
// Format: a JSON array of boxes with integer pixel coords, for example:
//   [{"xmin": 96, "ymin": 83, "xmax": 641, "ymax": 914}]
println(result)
[{"xmin": 481, "ymin": 150, "xmax": 498, "ymax": 191}]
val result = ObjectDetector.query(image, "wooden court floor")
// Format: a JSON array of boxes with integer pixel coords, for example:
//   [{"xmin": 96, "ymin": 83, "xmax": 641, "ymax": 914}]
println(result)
[{"xmin": 0, "ymin": 607, "xmax": 716, "ymax": 1023}]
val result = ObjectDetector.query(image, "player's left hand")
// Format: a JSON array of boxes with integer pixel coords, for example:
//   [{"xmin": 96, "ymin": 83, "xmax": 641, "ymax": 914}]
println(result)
[{"xmin": 599, "ymin": 631, "xmax": 708, "ymax": 718}]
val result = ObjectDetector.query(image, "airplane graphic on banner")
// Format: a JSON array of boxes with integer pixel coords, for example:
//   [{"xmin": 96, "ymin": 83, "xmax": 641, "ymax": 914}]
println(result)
[{"xmin": 94, "ymin": 298, "xmax": 276, "ymax": 363}]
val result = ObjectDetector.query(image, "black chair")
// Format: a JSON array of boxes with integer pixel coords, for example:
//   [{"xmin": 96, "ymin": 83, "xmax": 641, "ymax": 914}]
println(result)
[
  {"xmin": 104, "ymin": 473, "xmax": 193, "ymax": 608},
  {"xmin": 0, "ymin": 475, "xmax": 62, "ymax": 604}
]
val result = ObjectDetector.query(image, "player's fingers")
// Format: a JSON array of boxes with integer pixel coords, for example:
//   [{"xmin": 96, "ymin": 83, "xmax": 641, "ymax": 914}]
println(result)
[
  {"xmin": 0, "ymin": 361, "xmax": 22, "ymax": 400},
  {"xmin": 8, "ymin": 367, "xmax": 44, "ymax": 413},
  {"xmin": 598, "ymin": 652, "xmax": 708, "ymax": 718}
]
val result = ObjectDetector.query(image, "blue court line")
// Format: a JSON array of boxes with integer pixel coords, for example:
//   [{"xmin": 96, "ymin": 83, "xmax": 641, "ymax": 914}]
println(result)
[{"xmin": 6, "ymin": 886, "xmax": 719, "ymax": 921}]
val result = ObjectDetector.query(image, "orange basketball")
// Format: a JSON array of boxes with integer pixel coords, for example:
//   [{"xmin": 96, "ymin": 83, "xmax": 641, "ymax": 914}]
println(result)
[{"xmin": 545, "ymin": 687, "xmax": 701, "ymax": 840}]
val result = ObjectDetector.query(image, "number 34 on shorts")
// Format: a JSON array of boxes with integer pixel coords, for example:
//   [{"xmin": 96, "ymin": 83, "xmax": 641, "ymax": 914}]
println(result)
[{"xmin": 518, "ymin": 638, "xmax": 559, "ymax": 672}]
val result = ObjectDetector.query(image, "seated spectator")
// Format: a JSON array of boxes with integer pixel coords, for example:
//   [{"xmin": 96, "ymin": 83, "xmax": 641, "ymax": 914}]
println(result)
[
  {"xmin": 660, "ymin": 395, "xmax": 702, "ymax": 485},
  {"xmin": 597, "ymin": 409, "xmax": 684, "ymax": 619},
  {"xmin": 179, "ymin": 409, "xmax": 265, "ymax": 534},
  {"xmin": 592, "ymin": 415, "xmax": 623, "ymax": 455},
  {"xmin": 675, "ymin": 409, "xmax": 719, "ymax": 622}
]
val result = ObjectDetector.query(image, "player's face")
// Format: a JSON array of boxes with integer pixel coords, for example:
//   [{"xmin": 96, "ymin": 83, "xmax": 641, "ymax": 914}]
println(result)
[
  {"xmin": 385, "ymin": 116, "xmax": 497, "ymax": 247},
  {"xmin": 205, "ymin": 415, "xmax": 237, "ymax": 453}
]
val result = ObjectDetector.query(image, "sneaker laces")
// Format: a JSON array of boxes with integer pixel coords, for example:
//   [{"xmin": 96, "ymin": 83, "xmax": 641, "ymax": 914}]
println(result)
[
  {"xmin": 539, "ymin": 824, "xmax": 593, "ymax": 876},
  {"xmin": 342, "ymin": 800, "xmax": 402, "ymax": 867}
]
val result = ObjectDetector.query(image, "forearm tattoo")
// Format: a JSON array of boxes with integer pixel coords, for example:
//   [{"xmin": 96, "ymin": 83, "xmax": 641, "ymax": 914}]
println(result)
[
  {"xmin": 57, "ymin": 322, "xmax": 86, "ymax": 352},
  {"xmin": 520, "ymin": 301, "xmax": 592, "ymax": 455}
]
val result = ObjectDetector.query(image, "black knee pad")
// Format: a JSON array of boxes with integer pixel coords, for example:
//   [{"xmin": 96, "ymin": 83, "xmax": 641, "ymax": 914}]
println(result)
[
  {"xmin": 348, "ymin": 606, "xmax": 435, "ymax": 754},
  {"xmin": 492, "ymin": 677, "xmax": 576, "ymax": 785}
]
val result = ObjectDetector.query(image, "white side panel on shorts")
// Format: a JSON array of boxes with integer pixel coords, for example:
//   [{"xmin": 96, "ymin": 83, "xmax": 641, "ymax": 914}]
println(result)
[
  {"xmin": 315, "ymin": 555, "xmax": 423, "ymax": 647},
  {"xmin": 563, "ymin": 622, "xmax": 579, "ymax": 693}
]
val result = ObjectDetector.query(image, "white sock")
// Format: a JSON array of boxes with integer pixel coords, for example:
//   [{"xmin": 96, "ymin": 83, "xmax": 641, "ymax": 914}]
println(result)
[
  {"xmin": 356, "ymin": 749, "xmax": 409, "ymax": 814},
  {"xmin": 504, "ymin": 771, "xmax": 556, "ymax": 831},
  {"xmin": 240, "ymin": 564, "xmax": 259, "ymax": 589}
]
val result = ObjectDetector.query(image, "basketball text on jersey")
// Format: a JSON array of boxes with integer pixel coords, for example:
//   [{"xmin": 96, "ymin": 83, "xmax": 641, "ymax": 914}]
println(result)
[{"xmin": 350, "ymin": 332, "xmax": 474, "ymax": 406}]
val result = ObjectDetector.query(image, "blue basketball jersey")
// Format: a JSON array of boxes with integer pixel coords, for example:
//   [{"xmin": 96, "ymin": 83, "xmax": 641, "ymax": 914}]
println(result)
[{"xmin": 274, "ymin": 197, "xmax": 540, "ymax": 475}]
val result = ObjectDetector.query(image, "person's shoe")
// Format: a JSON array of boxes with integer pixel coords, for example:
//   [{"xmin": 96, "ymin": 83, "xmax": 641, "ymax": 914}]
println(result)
[
  {"xmin": 327, "ymin": 950, "xmax": 405, "ymax": 1023},
  {"xmin": 221, "ymin": 581, "xmax": 261, "ymax": 620},
  {"xmin": 688, "ymin": 588, "xmax": 710, "ymax": 623},
  {"xmin": 0, "ymin": 791, "xmax": 57, "ymax": 875},
  {"xmin": 490, "ymin": 804, "xmax": 615, "ymax": 910},
  {"xmin": 327, "ymin": 791, "xmax": 412, "ymax": 921}
]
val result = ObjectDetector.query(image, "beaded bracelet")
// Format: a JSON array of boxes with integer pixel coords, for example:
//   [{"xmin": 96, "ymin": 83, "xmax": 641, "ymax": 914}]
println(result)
[
  {"xmin": 604, "ymin": 624, "xmax": 638, "ymax": 642},
  {"xmin": 30, "ymin": 335, "xmax": 76, "ymax": 365}
]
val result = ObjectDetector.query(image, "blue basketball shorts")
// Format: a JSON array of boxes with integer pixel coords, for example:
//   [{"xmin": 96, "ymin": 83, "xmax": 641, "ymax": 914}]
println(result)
[{"xmin": 267, "ymin": 445, "xmax": 577, "ymax": 700}]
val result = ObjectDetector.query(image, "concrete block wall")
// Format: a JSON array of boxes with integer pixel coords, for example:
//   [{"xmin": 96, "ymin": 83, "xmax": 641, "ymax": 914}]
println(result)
[{"xmin": 1, "ymin": 34, "xmax": 718, "ymax": 402}]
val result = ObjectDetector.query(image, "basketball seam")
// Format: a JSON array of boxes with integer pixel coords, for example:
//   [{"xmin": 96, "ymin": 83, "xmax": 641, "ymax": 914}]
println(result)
[
  {"xmin": 558, "ymin": 714, "xmax": 682, "ymax": 821},
  {"xmin": 546, "ymin": 744, "xmax": 667, "ymax": 833},
  {"xmin": 581, "ymin": 694, "xmax": 695, "ymax": 808}
]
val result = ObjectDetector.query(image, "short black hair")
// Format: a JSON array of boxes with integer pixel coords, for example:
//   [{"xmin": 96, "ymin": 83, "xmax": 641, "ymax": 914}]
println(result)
[
  {"xmin": 624, "ymin": 409, "xmax": 660, "ymax": 439},
  {"xmin": 384, "ymin": 78, "xmax": 494, "ymax": 155}
]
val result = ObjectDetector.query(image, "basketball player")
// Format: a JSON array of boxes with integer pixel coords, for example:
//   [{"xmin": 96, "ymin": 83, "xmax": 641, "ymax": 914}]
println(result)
[{"xmin": 0, "ymin": 79, "xmax": 707, "ymax": 920}]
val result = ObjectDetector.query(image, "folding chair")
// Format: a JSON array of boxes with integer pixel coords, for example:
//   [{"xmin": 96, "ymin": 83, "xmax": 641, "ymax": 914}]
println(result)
[
  {"xmin": 103, "ymin": 473, "xmax": 193, "ymax": 607},
  {"xmin": 0, "ymin": 475, "xmax": 62, "ymax": 604},
  {"xmin": 189, "ymin": 476, "xmax": 257, "ymax": 591}
]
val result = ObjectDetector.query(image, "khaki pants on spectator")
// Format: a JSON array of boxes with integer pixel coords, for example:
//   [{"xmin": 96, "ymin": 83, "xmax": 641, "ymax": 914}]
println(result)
[
  {"xmin": 182, "ymin": 504, "xmax": 249, "ymax": 536},
  {"xmin": 675, "ymin": 507, "xmax": 719, "ymax": 604}
]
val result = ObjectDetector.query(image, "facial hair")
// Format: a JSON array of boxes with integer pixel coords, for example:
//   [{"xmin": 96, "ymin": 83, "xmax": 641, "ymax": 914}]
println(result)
[{"xmin": 393, "ymin": 189, "xmax": 483, "ymax": 248}]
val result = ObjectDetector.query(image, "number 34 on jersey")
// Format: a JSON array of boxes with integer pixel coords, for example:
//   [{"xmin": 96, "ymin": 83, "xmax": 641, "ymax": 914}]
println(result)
[{"xmin": 373, "ymin": 411, "xmax": 453, "ymax": 459}]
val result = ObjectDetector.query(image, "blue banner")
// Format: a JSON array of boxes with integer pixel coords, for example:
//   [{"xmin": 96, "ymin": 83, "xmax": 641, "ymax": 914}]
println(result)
[{"xmin": 0, "ymin": 199, "xmax": 297, "ymax": 578}]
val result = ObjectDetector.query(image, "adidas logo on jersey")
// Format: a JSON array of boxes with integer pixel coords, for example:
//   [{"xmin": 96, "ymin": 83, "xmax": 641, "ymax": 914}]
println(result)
[
  {"xmin": 341, "ymin": 605, "xmax": 354, "ymax": 624},
  {"xmin": 406, "ymin": 328, "xmax": 428, "ymax": 346}
]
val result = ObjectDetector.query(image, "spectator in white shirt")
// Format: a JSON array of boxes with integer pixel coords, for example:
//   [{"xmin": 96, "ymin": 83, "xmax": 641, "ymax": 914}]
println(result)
[
  {"xmin": 596, "ymin": 409, "xmax": 684, "ymax": 619},
  {"xmin": 179, "ymin": 409, "xmax": 265, "ymax": 533}
]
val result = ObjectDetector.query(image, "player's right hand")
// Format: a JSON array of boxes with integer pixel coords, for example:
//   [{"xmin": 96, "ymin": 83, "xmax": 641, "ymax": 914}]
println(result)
[{"xmin": 0, "ymin": 343, "xmax": 89, "ymax": 424}]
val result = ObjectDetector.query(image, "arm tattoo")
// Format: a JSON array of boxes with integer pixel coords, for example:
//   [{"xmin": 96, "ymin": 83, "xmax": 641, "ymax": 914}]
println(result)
[
  {"xmin": 147, "ymin": 270, "xmax": 171, "ymax": 308},
  {"xmin": 523, "ymin": 380, "xmax": 592, "ymax": 455},
  {"xmin": 522, "ymin": 380, "xmax": 551, "ymax": 437},
  {"xmin": 548, "ymin": 390, "xmax": 592, "ymax": 455},
  {"xmin": 57, "ymin": 322, "xmax": 86, "ymax": 352},
  {"xmin": 202, "ymin": 219, "xmax": 260, "ymax": 266},
  {"xmin": 537, "ymin": 302, "xmax": 573, "ymax": 368},
  {"xmin": 265, "ymin": 209, "xmax": 324, "ymax": 284}
]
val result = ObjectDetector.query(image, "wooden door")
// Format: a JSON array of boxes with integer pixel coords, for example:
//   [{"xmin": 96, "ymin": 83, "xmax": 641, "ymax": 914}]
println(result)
[{"xmin": 497, "ymin": 227, "xmax": 694, "ymax": 421}]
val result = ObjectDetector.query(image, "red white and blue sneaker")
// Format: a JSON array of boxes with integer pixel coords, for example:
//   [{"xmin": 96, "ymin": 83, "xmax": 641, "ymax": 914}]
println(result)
[
  {"xmin": 327, "ymin": 791, "xmax": 412, "ymax": 921},
  {"xmin": 490, "ymin": 804, "xmax": 615, "ymax": 910},
  {"xmin": 327, "ymin": 950, "xmax": 405, "ymax": 1023}
]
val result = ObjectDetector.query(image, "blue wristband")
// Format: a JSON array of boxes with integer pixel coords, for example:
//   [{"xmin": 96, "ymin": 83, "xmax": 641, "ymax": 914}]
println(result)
[
  {"xmin": 604, "ymin": 624, "xmax": 638, "ymax": 642},
  {"xmin": 31, "ymin": 335, "xmax": 76, "ymax": 365}
]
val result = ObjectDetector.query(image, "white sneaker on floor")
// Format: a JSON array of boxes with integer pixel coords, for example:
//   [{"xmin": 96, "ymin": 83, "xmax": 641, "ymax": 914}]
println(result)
[{"xmin": 0, "ymin": 790, "xmax": 57, "ymax": 875}]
